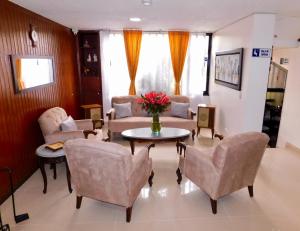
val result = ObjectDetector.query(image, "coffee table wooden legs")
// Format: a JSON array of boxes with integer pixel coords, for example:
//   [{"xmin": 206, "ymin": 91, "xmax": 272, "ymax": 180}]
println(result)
[
  {"xmin": 38, "ymin": 156, "xmax": 72, "ymax": 194},
  {"xmin": 130, "ymin": 140, "xmax": 135, "ymax": 155}
]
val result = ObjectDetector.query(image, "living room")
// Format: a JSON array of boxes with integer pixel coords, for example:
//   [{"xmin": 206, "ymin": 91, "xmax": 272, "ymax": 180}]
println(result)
[{"xmin": 1, "ymin": 0, "xmax": 300, "ymax": 230}]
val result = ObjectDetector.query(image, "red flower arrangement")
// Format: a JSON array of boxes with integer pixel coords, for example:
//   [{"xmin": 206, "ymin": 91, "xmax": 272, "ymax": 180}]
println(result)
[{"xmin": 137, "ymin": 91, "xmax": 171, "ymax": 114}]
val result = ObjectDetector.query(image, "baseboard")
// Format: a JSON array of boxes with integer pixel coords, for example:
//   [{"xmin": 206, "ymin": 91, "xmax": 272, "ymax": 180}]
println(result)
[{"xmin": 285, "ymin": 142, "xmax": 300, "ymax": 154}]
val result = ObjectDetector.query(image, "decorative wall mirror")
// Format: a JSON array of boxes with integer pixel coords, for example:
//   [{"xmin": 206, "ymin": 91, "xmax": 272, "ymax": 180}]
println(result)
[{"xmin": 10, "ymin": 55, "xmax": 54, "ymax": 93}]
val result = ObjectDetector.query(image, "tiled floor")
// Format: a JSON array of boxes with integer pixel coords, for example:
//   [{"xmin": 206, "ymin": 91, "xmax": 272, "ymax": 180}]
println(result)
[{"xmin": 1, "ymin": 131, "xmax": 300, "ymax": 231}]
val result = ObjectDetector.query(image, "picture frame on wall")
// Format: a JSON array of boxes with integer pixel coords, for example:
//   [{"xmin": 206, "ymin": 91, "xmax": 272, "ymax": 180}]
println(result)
[{"xmin": 215, "ymin": 48, "xmax": 243, "ymax": 91}]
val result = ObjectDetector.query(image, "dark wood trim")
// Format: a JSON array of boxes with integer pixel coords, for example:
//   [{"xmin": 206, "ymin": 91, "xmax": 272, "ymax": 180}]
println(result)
[
  {"xmin": 126, "ymin": 207, "xmax": 132, "ymax": 223},
  {"xmin": 210, "ymin": 198, "xmax": 217, "ymax": 214},
  {"xmin": 203, "ymin": 33, "xmax": 213, "ymax": 96},
  {"xmin": 83, "ymin": 130, "xmax": 98, "ymax": 139},
  {"xmin": 148, "ymin": 170, "xmax": 154, "ymax": 187},
  {"xmin": 76, "ymin": 196, "xmax": 83, "ymax": 209},
  {"xmin": 176, "ymin": 168, "xmax": 182, "ymax": 185}
]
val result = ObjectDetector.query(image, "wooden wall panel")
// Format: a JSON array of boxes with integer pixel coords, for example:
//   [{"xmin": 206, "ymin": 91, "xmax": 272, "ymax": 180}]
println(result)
[{"xmin": 0, "ymin": 0, "xmax": 80, "ymax": 202}]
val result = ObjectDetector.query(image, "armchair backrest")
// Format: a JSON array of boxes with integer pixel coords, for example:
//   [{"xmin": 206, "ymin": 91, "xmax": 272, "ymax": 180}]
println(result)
[
  {"xmin": 212, "ymin": 132, "xmax": 269, "ymax": 197},
  {"xmin": 64, "ymin": 138, "xmax": 133, "ymax": 206},
  {"xmin": 38, "ymin": 107, "xmax": 68, "ymax": 137}
]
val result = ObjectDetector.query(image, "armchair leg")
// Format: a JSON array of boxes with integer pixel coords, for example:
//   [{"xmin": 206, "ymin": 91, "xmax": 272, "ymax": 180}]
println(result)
[
  {"xmin": 176, "ymin": 168, "xmax": 182, "ymax": 185},
  {"xmin": 248, "ymin": 185, "xmax": 254, "ymax": 197},
  {"xmin": 76, "ymin": 196, "xmax": 83, "ymax": 209},
  {"xmin": 126, "ymin": 207, "xmax": 132, "ymax": 223},
  {"xmin": 148, "ymin": 171, "xmax": 154, "ymax": 187},
  {"xmin": 210, "ymin": 198, "xmax": 217, "ymax": 214},
  {"xmin": 192, "ymin": 129, "xmax": 195, "ymax": 141}
]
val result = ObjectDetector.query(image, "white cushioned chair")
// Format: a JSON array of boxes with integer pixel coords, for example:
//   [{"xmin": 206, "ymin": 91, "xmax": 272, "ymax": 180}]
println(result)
[
  {"xmin": 38, "ymin": 107, "xmax": 104, "ymax": 144},
  {"xmin": 177, "ymin": 132, "xmax": 269, "ymax": 214},
  {"xmin": 64, "ymin": 138, "xmax": 154, "ymax": 222}
]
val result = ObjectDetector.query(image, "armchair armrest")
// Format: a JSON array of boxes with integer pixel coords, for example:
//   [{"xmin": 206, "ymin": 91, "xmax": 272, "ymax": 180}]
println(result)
[
  {"xmin": 188, "ymin": 108, "xmax": 196, "ymax": 120},
  {"xmin": 75, "ymin": 119, "xmax": 93, "ymax": 130},
  {"xmin": 128, "ymin": 144, "xmax": 154, "ymax": 181},
  {"xmin": 106, "ymin": 108, "xmax": 116, "ymax": 120},
  {"xmin": 45, "ymin": 130, "xmax": 85, "ymax": 144}
]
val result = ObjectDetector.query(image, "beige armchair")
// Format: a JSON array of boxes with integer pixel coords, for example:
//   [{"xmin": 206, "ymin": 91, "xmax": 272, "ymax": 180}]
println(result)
[
  {"xmin": 177, "ymin": 132, "xmax": 269, "ymax": 214},
  {"xmin": 63, "ymin": 139, "xmax": 154, "ymax": 222},
  {"xmin": 38, "ymin": 107, "xmax": 104, "ymax": 144}
]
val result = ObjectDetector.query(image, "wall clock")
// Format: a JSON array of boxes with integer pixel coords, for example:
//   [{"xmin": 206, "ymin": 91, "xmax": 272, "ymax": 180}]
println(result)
[{"xmin": 29, "ymin": 24, "xmax": 38, "ymax": 47}]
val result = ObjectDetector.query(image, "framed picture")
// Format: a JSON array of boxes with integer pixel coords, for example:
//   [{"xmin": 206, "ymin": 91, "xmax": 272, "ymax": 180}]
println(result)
[{"xmin": 215, "ymin": 48, "xmax": 243, "ymax": 90}]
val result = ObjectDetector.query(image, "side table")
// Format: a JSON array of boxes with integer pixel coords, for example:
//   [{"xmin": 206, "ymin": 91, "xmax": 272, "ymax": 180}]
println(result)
[
  {"xmin": 197, "ymin": 104, "xmax": 215, "ymax": 139},
  {"xmin": 36, "ymin": 144, "xmax": 72, "ymax": 194}
]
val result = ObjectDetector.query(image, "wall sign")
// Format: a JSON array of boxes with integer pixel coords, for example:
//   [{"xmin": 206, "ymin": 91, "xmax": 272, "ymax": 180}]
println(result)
[{"xmin": 252, "ymin": 48, "xmax": 271, "ymax": 58}]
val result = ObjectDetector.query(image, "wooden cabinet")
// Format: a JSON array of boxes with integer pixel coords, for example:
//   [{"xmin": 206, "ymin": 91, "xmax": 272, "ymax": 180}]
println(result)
[
  {"xmin": 77, "ymin": 31, "xmax": 103, "ymax": 116},
  {"xmin": 197, "ymin": 104, "xmax": 215, "ymax": 139}
]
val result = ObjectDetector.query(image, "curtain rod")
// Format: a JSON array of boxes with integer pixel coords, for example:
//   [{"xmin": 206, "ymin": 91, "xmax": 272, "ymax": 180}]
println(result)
[{"xmin": 99, "ymin": 29, "xmax": 209, "ymax": 35}]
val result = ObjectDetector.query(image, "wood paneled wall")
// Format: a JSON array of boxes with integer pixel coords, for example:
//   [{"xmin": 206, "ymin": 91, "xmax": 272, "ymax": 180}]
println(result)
[{"xmin": 0, "ymin": 0, "xmax": 79, "ymax": 202}]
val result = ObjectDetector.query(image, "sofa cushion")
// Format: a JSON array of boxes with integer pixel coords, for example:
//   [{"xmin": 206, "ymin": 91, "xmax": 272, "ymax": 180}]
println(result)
[
  {"xmin": 114, "ymin": 102, "xmax": 132, "ymax": 119},
  {"xmin": 108, "ymin": 116, "xmax": 196, "ymax": 133},
  {"xmin": 171, "ymin": 101, "xmax": 189, "ymax": 119},
  {"xmin": 60, "ymin": 116, "xmax": 78, "ymax": 131}
]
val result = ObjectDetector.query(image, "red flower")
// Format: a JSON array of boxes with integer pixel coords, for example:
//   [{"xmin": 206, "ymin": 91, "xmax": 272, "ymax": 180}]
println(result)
[{"xmin": 137, "ymin": 91, "xmax": 171, "ymax": 114}]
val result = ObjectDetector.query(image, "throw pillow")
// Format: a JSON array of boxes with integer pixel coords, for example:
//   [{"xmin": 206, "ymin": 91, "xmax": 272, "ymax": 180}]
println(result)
[
  {"xmin": 114, "ymin": 102, "xmax": 132, "ymax": 119},
  {"xmin": 171, "ymin": 101, "xmax": 189, "ymax": 119},
  {"xmin": 60, "ymin": 116, "xmax": 78, "ymax": 131}
]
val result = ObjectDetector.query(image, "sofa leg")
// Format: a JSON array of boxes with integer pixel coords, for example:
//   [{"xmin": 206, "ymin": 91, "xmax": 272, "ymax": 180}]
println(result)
[
  {"xmin": 248, "ymin": 185, "xmax": 254, "ymax": 197},
  {"xmin": 148, "ymin": 170, "xmax": 154, "ymax": 187},
  {"xmin": 126, "ymin": 206, "xmax": 132, "ymax": 223},
  {"xmin": 210, "ymin": 198, "xmax": 217, "ymax": 214},
  {"xmin": 76, "ymin": 196, "xmax": 83, "ymax": 209},
  {"xmin": 176, "ymin": 168, "xmax": 182, "ymax": 185},
  {"xmin": 192, "ymin": 129, "xmax": 195, "ymax": 141}
]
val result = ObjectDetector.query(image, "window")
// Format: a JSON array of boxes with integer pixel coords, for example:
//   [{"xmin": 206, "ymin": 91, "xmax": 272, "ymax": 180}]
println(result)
[{"xmin": 100, "ymin": 31, "xmax": 210, "ymax": 113}]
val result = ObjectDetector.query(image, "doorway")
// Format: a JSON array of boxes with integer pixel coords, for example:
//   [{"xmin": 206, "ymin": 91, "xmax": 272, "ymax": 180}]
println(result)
[{"xmin": 262, "ymin": 62, "xmax": 288, "ymax": 147}]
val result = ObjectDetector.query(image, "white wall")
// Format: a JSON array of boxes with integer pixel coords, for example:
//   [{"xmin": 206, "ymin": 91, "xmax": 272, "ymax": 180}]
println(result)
[
  {"xmin": 210, "ymin": 14, "xmax": 275, "ymax": 136},
  {"xmin": 272, "ymin": 48, "xmax": 300, "ymax": 148}
]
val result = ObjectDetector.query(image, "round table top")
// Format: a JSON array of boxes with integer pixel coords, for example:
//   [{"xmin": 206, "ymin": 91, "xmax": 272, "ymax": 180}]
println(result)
[
  {"xmin": 121, "ymin": 127, "xmax": 190, "ymax": 141},
  {"xmin": 36, "ymin": 144, "xmax": 65, "ymax": 158}
]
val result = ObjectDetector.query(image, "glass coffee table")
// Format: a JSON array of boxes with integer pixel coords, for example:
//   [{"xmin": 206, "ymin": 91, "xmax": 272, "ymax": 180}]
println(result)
[{"xmin": 121, "ymin": 127, "xmax": 190, "ymax": 154}]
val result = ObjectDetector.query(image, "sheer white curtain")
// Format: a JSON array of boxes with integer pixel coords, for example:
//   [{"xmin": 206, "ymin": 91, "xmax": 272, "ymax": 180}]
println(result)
[
  {"xmin": 100, "ymin": 31, "xmax": 130, "ymax": 115},
  {"xmin": 100, "ymin": 31, "xmax": 209, "ymax": 115},
  {"xmin": 135, "ymin": 32, "xmax": 174, "ymax": 95},
  {"xmin": 181, "ymin": 33, "xmax": 209, "ymax": 111}
]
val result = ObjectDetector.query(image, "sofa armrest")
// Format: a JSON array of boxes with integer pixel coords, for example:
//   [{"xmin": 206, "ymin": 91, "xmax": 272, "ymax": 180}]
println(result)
[
  {"xmin": 106, "ymin": 108, "xmax": 116, "ymax": 120},
  {"xmin": 45, "ymin": 130, "xmax": 85, "ymax": 144},
  {"xmin": 188, "ymin": 108, "xmax": 196, "ymax": 120},
  {"xmin": 75, "ymin": 119, "xmax": 93, "ymax": 130}
]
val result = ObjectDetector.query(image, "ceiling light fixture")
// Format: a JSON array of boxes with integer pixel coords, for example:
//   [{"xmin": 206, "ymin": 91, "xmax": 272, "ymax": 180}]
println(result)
[
  {"xmin": 129, "ymin": 17, "xmax": 141, "ymax": 22},
  {"xmin": 142, "ymin": 0, "xmax": 152, "ymax": 6}
]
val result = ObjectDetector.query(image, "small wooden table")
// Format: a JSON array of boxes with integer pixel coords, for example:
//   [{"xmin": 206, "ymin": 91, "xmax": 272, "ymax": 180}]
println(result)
[
  {"xmin": 121, "ymin": 127, "xmax": 190, "ymax": 155},
  {"xmin": 36, "ymin": 144, "xmax": 72, "ymax": 194},
  {"xmin": 197, "ymin": 104, "xmax": 215, "ymax": 139},
  {"xmin": 80, "ymin": 104, "xmax": 102, "ymax": 129}
]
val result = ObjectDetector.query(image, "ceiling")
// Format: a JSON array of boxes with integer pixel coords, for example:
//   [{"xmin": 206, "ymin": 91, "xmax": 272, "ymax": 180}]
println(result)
[{"xmin": 11, "ymin": 0, "xmax": 300, "ymax": 42}]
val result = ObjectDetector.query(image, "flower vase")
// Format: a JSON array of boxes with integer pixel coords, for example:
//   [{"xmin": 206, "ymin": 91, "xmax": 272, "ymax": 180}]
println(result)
[{"xmin": 151, "ymin": 113, "xmax": 161, "ymax": 134}]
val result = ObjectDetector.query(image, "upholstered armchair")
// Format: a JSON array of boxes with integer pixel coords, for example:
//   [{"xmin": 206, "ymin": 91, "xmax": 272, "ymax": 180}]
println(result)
[
  {"xmin": 177, "ymin": 132, "xmax": 269, "ymax": 214},
  {"xmin": 63, "ymin": 139, "xmax": 155, "ymax": 222},
  {"xmin": 38, "ymin": 107, "xmax": 105, "ymax": 144}
]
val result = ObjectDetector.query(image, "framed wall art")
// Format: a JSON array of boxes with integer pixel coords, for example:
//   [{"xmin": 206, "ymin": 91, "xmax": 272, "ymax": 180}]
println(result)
[{"xmin": 215, "ymin": 48, "xmax": 243, "ymax": 91}]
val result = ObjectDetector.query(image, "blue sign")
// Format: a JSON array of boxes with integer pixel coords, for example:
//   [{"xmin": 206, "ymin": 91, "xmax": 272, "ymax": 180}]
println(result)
[{"xmin": 252, "ymin": 48, "xmax": 271, "ymax": 58}]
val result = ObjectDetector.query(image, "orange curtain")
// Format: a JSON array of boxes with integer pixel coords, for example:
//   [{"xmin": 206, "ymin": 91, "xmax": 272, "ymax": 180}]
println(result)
[
  {"xmin": 123, "ymin": 30, "xmax": 142, "ymax": 95},
  {"xmin": 168, "ymin": 31, "xmax": 190, "ymax": 95},
  {"xmin": 16, "ymin": 58, "xmax": 25, "ymax": 90}
]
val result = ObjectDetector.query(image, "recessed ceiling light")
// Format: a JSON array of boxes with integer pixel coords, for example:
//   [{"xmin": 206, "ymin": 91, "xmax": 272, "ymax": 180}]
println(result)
[
  {"xmin": 142, "ymin": 0, "xmax": 152, "ymax": 6},
  {"xmin": 129, "ymin": 17, "xmax": 141, "ymax": 22}
]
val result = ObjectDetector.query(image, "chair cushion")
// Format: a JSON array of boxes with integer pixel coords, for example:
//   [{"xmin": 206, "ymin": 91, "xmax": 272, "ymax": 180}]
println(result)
[
  {"xmin": 171, "ymin": 101, "xmax": 189, "ymax": 119},
  {"xmin": 60, "ymin": 116, "xmax": 78, "ymax": 131},
  {"xmin": 114, "ymin": 102, "xmax": 132, "ymax": 119}
]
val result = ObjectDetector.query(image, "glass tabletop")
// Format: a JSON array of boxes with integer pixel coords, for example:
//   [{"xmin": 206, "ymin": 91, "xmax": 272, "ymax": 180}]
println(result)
[{"xmin": 121, "ymin": 127, "xmax": 190, "ymax": 140}]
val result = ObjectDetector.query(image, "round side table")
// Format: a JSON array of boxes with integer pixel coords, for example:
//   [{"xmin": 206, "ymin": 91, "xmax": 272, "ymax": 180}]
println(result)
[{"xmin": 36, "ymin": 144, "xmax": 72, "ymax": 194}]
